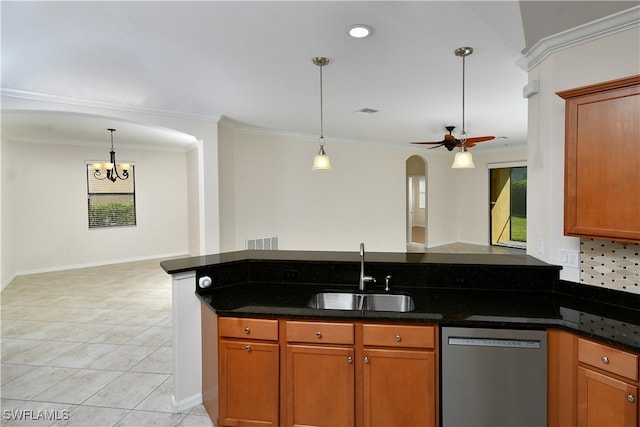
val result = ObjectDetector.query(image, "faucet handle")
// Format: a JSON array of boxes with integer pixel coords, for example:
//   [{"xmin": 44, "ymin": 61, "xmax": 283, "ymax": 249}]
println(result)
[{"xmin": 385, "ymin": 275, "xmax": 392, "ymax": 292}]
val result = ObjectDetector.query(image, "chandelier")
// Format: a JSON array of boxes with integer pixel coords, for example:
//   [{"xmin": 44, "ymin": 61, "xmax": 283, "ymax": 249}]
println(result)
[{"xmin": 91, "ymin": 128, "xmax": 131, "ymax": 182}]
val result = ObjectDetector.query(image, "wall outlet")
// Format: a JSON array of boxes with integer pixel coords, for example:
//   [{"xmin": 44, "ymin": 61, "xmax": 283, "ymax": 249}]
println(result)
[{"xmin": 558, "ymin": 249, "xmax": 580, "ymax": 268}]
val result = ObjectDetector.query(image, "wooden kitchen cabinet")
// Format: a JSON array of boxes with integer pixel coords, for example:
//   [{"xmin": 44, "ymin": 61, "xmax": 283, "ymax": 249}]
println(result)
[
  {"xmin": 557, "ymin": 75, "xmax": 640, "ymax": 242},
  {"xmin": 285, "ymin": 321, "xmax": 356, "ymax": 427},
  {"xmin": 362, "ymin": 324, "xmax": 437, "ymax": 427},
  {"xmin": 577, "ymin": 367, "xmax": 637, "ymax": 427},
  {"xmin": 211, "ymin": 317, "xmax": 438, "ymax": 427},
  {"xmin": 577, "ymin": 337, "xmax": 638, "ymax": 427},
  {"xmin": 217, "ymin": 317, "xmax": 280, "ymax": 427},
  {"xmin": 284, "ymin": 320, "xmax": 437, "ymax": 427},
  {"xmin": 548, "ymin": 329, "xmax": 639, "ymax": 427}
]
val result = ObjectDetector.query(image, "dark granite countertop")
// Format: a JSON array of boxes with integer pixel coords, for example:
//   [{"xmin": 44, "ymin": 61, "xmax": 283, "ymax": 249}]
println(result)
[
  {"xmin": 196, "ymin": 280, "xmax": 640, "ymax": 352},
  {"xmin": 162, "ymin": 250, "xmax": 639, "ymax": 352},
  {"xmin": 160, "ymin": 249, "xmax": 555, "ymax": 275}
]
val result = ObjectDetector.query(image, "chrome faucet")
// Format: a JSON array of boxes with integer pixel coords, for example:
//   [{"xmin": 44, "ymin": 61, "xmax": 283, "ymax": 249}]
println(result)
[{"xmin": 359, "ymin": 242, "xmax": 376, "ymax": 291}]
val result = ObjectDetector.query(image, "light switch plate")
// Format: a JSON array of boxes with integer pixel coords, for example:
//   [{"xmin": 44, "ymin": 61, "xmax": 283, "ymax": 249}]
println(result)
[{"xmin": 558, "ymin": 249, "xmax": 580, "ymax": 268}]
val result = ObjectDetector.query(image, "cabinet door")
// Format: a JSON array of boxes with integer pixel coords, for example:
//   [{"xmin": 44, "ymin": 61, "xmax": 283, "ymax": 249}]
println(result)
[
  {"xmin": 286, "ymin": 344, "xmax": 355, "ymax": 427},
  {"xmin": 218, "ymin": 340, "xmax": 279, "ymax": 427},
  {"xmin": 559, "ymin": 76, "xmax": 640, "ymax": 241},
  {"xmin": 577, "ymin": 367, "xmax": 637, "ymax": 427},
  {"xmin": 363, "ymin": 348, "xmax": 436, "ymax": 427}
]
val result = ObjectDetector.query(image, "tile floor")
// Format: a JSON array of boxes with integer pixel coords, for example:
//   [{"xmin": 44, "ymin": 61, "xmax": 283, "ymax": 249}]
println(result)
[{"xmin": 1, "ymin": 259, "xmax": 213, "ymax": 427}]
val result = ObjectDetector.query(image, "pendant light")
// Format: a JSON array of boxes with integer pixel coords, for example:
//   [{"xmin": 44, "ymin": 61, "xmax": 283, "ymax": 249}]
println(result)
[
  {"xmin": 312, "ymin": 57, "xmax": 332, "ymax": 171},
  {"xmin": 451, "ymin": 47, "xmax": 476, "ymax": 169}
]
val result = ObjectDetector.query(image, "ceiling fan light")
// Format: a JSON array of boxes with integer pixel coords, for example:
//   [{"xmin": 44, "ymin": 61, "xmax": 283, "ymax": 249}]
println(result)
[
  {"xmin": 312, "ymin": 147, "xmax": 332, "ymax": 170},
  {"xmin": 451, "ymin": 149, "xmax": 475, "ymax": 169}
]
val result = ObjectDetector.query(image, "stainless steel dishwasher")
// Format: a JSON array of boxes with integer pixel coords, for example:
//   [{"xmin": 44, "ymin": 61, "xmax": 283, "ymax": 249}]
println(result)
[{"xmin": 441, "ymin": 327, "xmax": 547, "ymax": 427}]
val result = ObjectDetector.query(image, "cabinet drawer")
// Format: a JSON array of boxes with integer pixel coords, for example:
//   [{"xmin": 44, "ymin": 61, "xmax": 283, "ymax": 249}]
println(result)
[
  {"xmin": 578, "ymin": 338, "xmax": 638, "ymax": 381},
  {"xmin": 219, "ymin": 317, "xmax": 278, "ymax": 341},
  {"xmin": 363, "ymin": 324, "xmax": 435, "ymax": 349},
  {"xmin": 286, "ymin": 321, "xmax": 354, "ymax": 345}
]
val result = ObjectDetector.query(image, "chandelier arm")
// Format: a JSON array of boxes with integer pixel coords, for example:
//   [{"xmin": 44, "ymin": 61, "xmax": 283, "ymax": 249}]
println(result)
[{"xmin": 93, "ymin": 170, "xmax": 107, "ymax": 180}]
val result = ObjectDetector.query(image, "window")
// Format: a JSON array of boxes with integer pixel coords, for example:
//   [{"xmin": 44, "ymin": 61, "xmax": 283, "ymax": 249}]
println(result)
[
  {"xmin": 87, "ymin": 164, "xmax": 136, "ymax": 228},
  {"xmin": 489, "ymin": 163, "xmax": 526, "ymax": 248}
]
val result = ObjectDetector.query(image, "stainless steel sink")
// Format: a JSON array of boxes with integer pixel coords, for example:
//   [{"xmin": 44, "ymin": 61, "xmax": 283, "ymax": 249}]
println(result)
[
  {"xmin": 307, "ymin": 292, "xmax": 414, "ymax": 312},
  {"xmin": 364, "ymin": 293, "xmax": 415, "ymax": 312},
  {"xmin": 308, "ymin": 292, "xmax": 364, "ymax": 310}
]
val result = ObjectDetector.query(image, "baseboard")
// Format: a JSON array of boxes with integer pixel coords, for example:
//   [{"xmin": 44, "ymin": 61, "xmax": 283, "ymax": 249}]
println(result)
[
  {"xmin": 1, "ymin": 274, "xmax": 17, "ymax": 292},
  {"xmin": 12, "ymin": 252, "xmax": 189, "ymax": 278},
  {"xmin": 173, "ymin": 392, "xmax": 203, "ymax": 414}
]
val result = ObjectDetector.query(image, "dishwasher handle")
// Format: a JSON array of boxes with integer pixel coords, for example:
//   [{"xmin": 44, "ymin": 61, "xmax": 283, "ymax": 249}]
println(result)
[{"xmin": 448, "ymin": 337, "xmax": 542, "ymax": 349}]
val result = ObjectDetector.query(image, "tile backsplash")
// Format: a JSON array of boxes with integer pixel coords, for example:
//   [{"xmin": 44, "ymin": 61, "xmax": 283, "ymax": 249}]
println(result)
[{"xmin": 580, "ymin": 239, "xmax": 640, "ymax": 294}]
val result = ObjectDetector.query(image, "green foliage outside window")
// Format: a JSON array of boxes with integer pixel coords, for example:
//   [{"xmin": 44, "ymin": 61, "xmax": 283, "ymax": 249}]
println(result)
[{"xmin": 88, "ymin": 203, "xmax": 136, "ymax": 228}]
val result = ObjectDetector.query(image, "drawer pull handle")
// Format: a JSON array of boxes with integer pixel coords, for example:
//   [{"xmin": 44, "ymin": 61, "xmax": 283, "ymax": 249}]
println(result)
[
  {"xmin": 316, "ymin": 331, "xmax": 322, "ymax": 338},
  {"xmin": 364, "ymin": 357, "xmax": 370, "ymax": 364},
  {"xmin": 244, "ymin": 327, "xmax": 250, "ymax": 334},
  {"xmin": 395, "ymin": 335, "xmax": 402, "ymax": 342},
  {"xmin": 601, "ymin": 356, "xmax": 609, "ymax": 364},
  {"xmin": 628, "ymin": 395, "xmax": 636, "ymax": 403},
  {"xmin": 245, "ymin": 345, "xmax": 251, "ymax": 352},
  {"xmin": 347, "ymin": 356, "xmax": 353, "ymax": 364}
]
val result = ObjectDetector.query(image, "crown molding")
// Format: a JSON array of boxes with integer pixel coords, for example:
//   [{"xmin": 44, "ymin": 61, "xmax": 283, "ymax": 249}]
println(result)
[
  {"xmin": 0, "ymin": 87, "xmax": 221, "ymax": 123},
  {"xmin": 518, "ymin": 5, "xmax": 640, "ymax": 72},
  {"xmin": 218, "ymin": 115, "xmax": 439, "ymax": 152}
]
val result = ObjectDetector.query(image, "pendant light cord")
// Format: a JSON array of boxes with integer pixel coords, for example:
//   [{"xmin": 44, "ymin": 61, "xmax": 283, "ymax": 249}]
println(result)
[
  {"xmin": 460, "ymin": 53, "xmax": 467, "ymax": 145},
  {"xmin": 319, "ymin": 63, "xmax": 325, "ymax": 146}
]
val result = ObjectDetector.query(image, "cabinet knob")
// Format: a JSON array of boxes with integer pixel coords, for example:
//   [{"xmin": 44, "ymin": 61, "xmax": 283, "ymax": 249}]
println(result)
[
  {"xmin": 395, "ymin": 335, "xmax": 402, "ymax": 342},
  {"xmin": 316, "ymin": 331, "xmax": 322, "ymax": 338},
  {"xmin": 347, "ymin": 356, "xmax": 353, "ymax": 364},
  {"xmin": 245, "ymin": 345, "xmax": 251, "ymax": 352},
  {"xmin": 628, "ymin": 394, "xmax": 636, "ymax": 403},
  {"xmin": 364, "ymin": 357, "xmax": 370, "ymax": 364},
  {"xmin": 601, "ymin": 356, "xmax": 609, "ymax": 364},
  {"xmin": 244, "ymin": 327, "xmax": 250, "ymax": 334}
]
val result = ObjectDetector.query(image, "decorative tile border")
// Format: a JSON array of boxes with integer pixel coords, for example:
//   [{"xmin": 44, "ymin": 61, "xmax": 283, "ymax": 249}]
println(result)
[{"xmin": 581, "ymin": 239, "xmax": 640, "ymax": 294}]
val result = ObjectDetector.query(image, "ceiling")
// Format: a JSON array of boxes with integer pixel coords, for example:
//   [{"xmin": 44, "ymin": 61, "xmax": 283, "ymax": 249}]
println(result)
[{"xmin": 1, "ymin": 1, "xmax": 636, "ymax": 151}]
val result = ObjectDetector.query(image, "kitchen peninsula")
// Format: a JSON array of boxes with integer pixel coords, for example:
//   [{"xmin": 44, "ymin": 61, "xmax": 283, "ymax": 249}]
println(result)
[{"xmin": 161, "ymin": 249, "xmax": 640, "ymax": 426}]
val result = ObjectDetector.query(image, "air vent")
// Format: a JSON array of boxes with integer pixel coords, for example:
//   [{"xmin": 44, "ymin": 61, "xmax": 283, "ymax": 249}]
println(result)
[{"xmin": 355, "ymin": 108, "xmax": 379, "ymax": 115}]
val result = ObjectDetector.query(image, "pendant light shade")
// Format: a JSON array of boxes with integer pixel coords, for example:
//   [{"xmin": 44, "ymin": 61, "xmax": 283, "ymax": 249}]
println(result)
[
  {"xmin": 451, "ymin": 147, "xmax": 475, "ymax": 169},
  {"xmin": 312, "ymin": 142, "xmax": 332, "ymax": 170},
  {"xmin": 312, "ymin": 57, "xmax": 331, "ymax": 171}
]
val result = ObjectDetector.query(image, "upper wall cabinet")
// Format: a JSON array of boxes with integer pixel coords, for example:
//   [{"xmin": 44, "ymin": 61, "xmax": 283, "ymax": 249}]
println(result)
[{"xmin": 557, "ymin": 75, "xmax": 640, "ymax": 243}]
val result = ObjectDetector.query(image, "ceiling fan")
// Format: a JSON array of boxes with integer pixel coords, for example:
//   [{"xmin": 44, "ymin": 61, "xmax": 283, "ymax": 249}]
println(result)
[
  {"xmin": 410, "ymin": 47, "xmax": 495, "ymax": 168},
  {"xmin": 411, "ymin": 125, "xmax": 495, "ymax": 151}
]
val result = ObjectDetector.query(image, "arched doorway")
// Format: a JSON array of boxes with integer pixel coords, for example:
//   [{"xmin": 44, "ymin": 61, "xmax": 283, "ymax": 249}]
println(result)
[{"xmin": 406, "ymin": 156, "xmax": 427, "ymax": 251}]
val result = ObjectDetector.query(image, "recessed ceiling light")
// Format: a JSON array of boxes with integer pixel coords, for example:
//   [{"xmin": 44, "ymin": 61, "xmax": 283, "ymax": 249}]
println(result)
[{"xmin": 347, "ymin": 25, "xmax": 372, "ymax": 38}]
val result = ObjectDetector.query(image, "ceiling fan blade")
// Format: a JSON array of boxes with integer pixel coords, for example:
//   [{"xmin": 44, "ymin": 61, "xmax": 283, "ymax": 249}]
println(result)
[
  {"xmin": 410, "ymin": 141, "xmax": 445, "ymax": 145},
  {"xmin": 466, "ymin": 135, "xmax": 495, "ymax": 144},
  {"xmin": 428, "ymin": 144, "xmax": 445, "ymax": 149}
]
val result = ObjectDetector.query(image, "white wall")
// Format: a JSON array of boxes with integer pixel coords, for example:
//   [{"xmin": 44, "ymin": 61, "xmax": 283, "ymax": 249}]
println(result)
[
  {"xmin": 526, "ymin": 26, "xmax": 640, "ymax": 282},
  {"xmin": 2, "ymin": 138, "xmax": 189, "ymax": 277},
  {"xmin": 1, "ymin": 95, "xmax": 222, "ymax": 286},
  {"xmin": 218, "ymin": 122, "xmax": 527, "ymax": 252}
]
